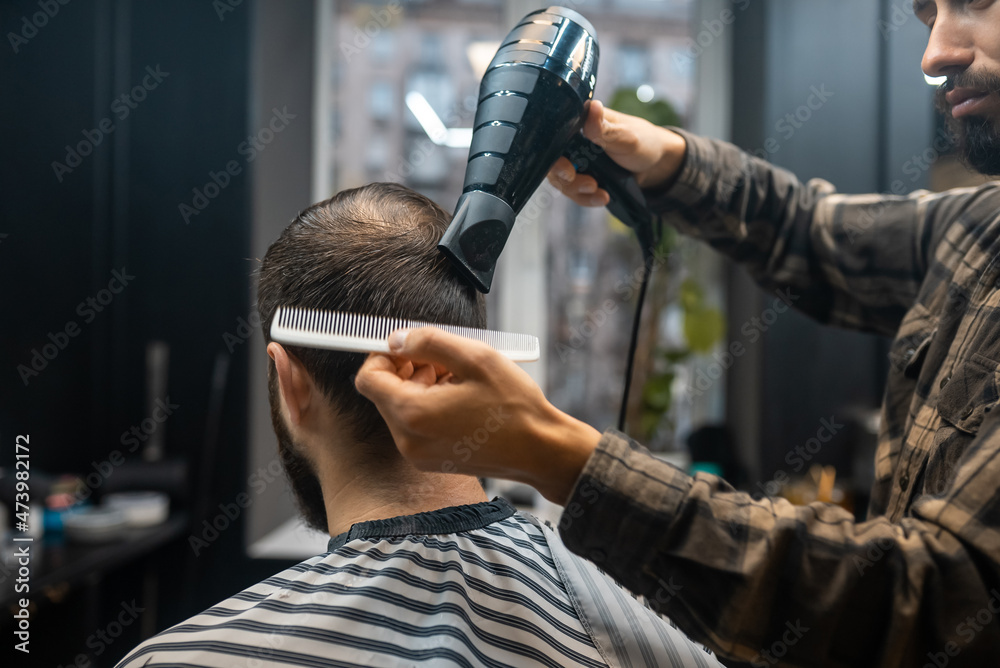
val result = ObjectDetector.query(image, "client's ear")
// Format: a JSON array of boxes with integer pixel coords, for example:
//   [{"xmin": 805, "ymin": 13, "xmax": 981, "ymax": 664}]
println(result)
[{"xmin": 267, "ymin": 342, "xmax": 314, "ymax": 426}]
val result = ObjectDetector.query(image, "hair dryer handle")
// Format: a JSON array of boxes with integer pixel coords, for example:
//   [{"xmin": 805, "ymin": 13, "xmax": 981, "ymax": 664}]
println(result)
[{"xmin": 564, "ymin": 134, "xmax": 660, "ymax": 260}]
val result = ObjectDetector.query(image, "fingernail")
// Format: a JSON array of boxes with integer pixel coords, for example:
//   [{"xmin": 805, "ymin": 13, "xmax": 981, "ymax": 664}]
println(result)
[
  {"xmin": 558, "ymin": 170, "xmax": 573, "ymax": 182},
  {"xmin": 588, "ymin": 195, "xmax": 606, "ymax": 207},
  {"xmin": 578, "ymin": 182, "xmax": 596, "ymax": 194},
  {"xmin": 389, "ymin": 329, "xmax": 408, "ymax": 352}
]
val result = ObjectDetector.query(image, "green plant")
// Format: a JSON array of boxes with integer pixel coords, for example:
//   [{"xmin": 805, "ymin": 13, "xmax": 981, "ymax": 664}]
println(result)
[
  {"xmin": 606, "ymin": 87, "xmax": 724, "ymax": 444},
  {"xmin": 607, "ymin": 88, "xmax": 683, "ymax": 128}
]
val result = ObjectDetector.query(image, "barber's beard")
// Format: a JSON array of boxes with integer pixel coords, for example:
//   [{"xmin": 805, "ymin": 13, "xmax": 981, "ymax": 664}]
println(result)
[{"xmin": 935, "ymin": 71, "xmax": 1000, "ymax": 176}]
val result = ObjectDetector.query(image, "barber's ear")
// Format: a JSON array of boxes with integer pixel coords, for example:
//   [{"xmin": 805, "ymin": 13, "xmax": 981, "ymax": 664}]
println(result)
[{"xmin": 267, "ymin": 342, "xmax": 313, "ymax": 426}]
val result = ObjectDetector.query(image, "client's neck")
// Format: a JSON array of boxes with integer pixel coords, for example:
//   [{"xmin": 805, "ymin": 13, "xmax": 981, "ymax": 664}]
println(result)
[{"xmin": 313, "ymin": 443, "xmax": 489, "ymax": 537}]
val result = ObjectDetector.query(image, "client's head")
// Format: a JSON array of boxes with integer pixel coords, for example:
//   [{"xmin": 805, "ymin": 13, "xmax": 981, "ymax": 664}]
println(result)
[{"xmin": 256, "ymin": 183, "xmax": 486, "ymax": 532}]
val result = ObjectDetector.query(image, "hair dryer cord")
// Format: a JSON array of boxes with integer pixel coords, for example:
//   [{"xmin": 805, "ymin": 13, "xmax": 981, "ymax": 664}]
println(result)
[{"xmin": 617, "ymin": 254, "xmax": 652, "ymax": 432}]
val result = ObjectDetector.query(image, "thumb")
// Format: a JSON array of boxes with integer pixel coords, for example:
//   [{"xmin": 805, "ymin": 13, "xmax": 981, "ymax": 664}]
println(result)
[
  {"xmin": 584, "ymin": 100, "xmax": 638, "ymax": 154},
  {"xmin": 583, "ymin": 99, "xmax": 606, "ymax": 143},
  {"xmin": 388, "ymin": 326, "xmax": 494, "ymax": 378}
]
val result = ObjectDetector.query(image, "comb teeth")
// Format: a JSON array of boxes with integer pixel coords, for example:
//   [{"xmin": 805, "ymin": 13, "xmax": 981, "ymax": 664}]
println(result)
[{"xmin": 270, "ymin": 306, "xmax": 540, "ymax": 362}]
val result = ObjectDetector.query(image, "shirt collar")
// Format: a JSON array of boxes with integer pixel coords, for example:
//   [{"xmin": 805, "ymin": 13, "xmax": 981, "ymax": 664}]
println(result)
[{"xmin": 326, "ymin": 497, "xmax": 516, "ymax": 552}]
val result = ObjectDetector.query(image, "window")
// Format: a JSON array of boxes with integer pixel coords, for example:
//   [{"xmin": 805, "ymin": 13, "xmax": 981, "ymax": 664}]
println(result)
[
  {"xmin": 372, "ymin": 30, "xmax": 395, "ymax": 63},
  {"xmin": 315, "ymin": 1, "xmax": 711, "ymax": 451},
  {"xmin": 617, "ymin": 44, "xmax": 650, "ymax": 88},
  {"xmin": 369, "ymin": 80, "xmax": 395, "ymax": 121}
]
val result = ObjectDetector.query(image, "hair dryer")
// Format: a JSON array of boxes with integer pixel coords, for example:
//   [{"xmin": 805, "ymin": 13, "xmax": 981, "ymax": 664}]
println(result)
[{"xmin": 439, "ymin": 5, "xmax": 659, "ymax": 293}]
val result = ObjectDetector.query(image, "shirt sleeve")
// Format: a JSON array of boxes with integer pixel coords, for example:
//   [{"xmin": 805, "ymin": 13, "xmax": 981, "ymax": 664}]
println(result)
[
  {"xmin": 558, "ymin": 427, "xmax": 1000, "ymax": 667},
  {"xmin": 648, "ymin": 128, "xmax": 974, "ymax": 337}
]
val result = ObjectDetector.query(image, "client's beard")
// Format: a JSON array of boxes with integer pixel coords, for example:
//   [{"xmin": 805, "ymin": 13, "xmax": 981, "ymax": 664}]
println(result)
[
  {"xmin": 268, "ymin": 369, "xmax": 329, "ymax": 532},
  {"xmin": 935, "ymin": 70, "xmax": 1000, "ymax": 176},
  {"xmin": 274, "ymin": 424, "xmax": 329, "ymax": 533}
]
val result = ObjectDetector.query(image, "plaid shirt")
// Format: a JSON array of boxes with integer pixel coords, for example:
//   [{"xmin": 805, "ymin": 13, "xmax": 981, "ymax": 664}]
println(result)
[{"xmin": 559, "ymin": 128, "xmax": 1000, "ymax": 667}]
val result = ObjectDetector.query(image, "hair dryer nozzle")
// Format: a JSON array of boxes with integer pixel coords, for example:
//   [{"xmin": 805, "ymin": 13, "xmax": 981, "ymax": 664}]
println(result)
[
  {"xmin": 438, "ymin": 191, "xmax": 515, "ymax": 293},
  {"xmin": 439, "ymin": 5, "xmax": 599, "ymax": 293}
]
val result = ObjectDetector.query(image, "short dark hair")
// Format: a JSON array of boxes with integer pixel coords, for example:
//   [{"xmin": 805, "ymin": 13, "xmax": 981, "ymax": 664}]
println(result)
[{"xmin": 256, "ymin": 182, "xmax": 486, "ymax": 530}]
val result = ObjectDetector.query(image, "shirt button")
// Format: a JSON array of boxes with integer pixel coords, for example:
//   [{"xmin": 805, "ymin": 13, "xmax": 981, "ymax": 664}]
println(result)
[
  {"xmin": 939, "ymin": 376, "xmax": 950, "ymax": 389},
  {"xmin": 589, "ymin": 549, "xmax": 606, "ymax": 563},
  {"xmin": 961, "ymin": 405, "xmax": 974, "ymax": 420},
  {"xmin": 899, "ymin": 473, "xmax": 910, "ymax": 491}
]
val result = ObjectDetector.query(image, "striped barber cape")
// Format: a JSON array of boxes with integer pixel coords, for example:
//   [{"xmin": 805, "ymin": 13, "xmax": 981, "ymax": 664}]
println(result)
[{"xmin": 115, "ymin": 498, "xmax": 719, "ymax": 667}]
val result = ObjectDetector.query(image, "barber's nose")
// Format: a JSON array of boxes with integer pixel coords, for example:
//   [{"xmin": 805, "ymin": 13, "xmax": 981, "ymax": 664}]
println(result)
[{"xmin": 921, "ymin": 16, "xmax": 974, "ymax": 79}]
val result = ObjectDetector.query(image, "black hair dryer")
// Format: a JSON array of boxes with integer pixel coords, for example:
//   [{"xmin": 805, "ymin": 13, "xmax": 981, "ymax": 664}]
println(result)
[{"xmin": 439, "ymin": 5, "xmax": 659, "ymax": 293}]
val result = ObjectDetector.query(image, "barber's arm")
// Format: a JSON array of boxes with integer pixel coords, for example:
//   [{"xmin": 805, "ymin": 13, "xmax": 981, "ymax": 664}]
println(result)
[
  {"xmin": 560, "ymin": 426, "xmax": 1000, "ymax": 667},
  {"xmin": 551, "ymin": 101, "xmax": 961, "ymax": 338},
  {"xmin": 355, "ymin": 330, "xmax": 601, "ymax": 505},
  {"xmin": 357, "ymin": 332, "xmax": 1000, "ymax": 666}
]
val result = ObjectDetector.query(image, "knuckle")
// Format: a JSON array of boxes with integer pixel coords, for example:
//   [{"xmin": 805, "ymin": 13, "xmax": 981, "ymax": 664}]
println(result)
[
  {"xmin": 413, "ymin": 325, "xmax": 437, "ymax": 348},
  {"xmin": 426, "ymin": 325, "xmax": 445, "ymax": 341},
  {"xmin": 618, "ymin": 131, "xmax": 640, "ymax": 151},
  {"xmin": 468, "ymin": 346, "xmax": 495, "ymax": 370}
]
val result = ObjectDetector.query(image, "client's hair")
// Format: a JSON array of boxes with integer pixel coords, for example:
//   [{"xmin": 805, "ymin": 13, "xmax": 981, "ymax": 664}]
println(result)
[{"xmin": 256, "ymin": 183, "xmax": 486, "ymax": 531}]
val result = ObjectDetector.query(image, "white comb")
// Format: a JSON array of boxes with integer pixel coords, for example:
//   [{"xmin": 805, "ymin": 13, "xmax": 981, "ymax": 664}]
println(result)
[{"xmin": 270, "ymin": 306, "xmax": 540, "ymax": 362}]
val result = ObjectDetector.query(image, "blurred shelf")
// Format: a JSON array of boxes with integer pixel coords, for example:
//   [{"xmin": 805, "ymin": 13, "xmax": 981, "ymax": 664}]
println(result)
[{"xmin": 0, "ymin": 513, "xmax": 188, "ymax": 608}]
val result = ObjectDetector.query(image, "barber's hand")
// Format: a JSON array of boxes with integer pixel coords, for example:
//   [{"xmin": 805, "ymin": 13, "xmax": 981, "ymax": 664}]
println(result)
[
  {"xmin": 547, "ymin": 99, "xmax": 687, "ymax": 206},
  {"xmin": 355, "ymin": 327, "xmax": 601, "ymax": 505}
]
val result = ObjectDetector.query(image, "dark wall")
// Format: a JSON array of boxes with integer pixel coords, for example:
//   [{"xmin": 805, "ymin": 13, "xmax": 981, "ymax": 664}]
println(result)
[
  {"xmin": 1, "ymin": 0, "xmax": 266, "ymax": 661},
  {"xmin": 727, "ymin": 0, "xmax": 934, "ymax": 500},
  {"xmin": 2, "ymin": 0, "xmax": 252, "ymax": 467},
  {"xmin": 3, "ymin": 0, "xmax": 114, "ymax": 465}
]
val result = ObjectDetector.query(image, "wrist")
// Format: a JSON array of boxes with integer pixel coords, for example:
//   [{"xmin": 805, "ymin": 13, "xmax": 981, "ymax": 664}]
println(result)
[
  {"xmin": 525, "ymin": 404, "xmax": 601, "ymax": 505},
  {"xmin": 636, "ymin": 128, "xmax": 687, "ymax": 191}
]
